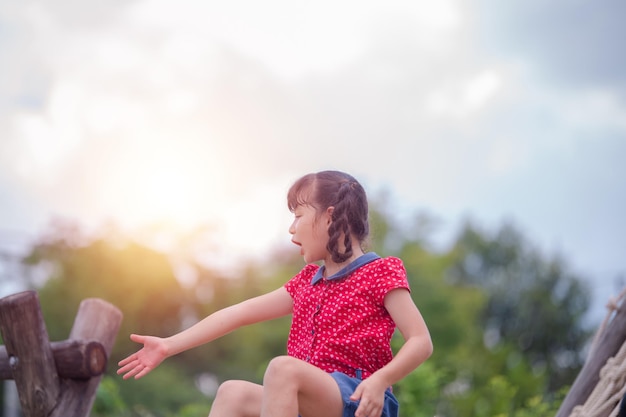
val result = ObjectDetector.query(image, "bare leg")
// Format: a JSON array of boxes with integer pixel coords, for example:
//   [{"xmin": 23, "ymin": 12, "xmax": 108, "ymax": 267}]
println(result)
[
  {"xmin": 261, "ymin": 356, "xmax": 344, "ymax": 417},
  {"xmin": 208, "ymin": 380, "xmax": 263, "ymax": 417}
]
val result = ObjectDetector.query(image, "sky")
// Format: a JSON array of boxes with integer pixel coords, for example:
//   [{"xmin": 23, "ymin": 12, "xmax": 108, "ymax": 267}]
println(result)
[{"xmin": 0, "ymin": 0, "xmax": 625, "ymax": 323}]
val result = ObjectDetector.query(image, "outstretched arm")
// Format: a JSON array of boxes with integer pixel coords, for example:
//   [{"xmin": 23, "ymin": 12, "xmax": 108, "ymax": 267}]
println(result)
[{"xmin": 117, "ymin": 286, "xmax": 293, "ymax": 379}]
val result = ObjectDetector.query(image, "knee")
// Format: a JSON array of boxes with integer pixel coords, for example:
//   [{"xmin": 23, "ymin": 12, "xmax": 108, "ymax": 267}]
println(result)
[
  {"xmin": 213, "ymin": 380, "xmax": 250, "ymax": 405},
  {"xmin": 263, "ymin": 355, "xmax": 301, "ymax": 386},
  {"xmin": 210, "ymin": 380, "xmax": 263, "ymax": 417}
]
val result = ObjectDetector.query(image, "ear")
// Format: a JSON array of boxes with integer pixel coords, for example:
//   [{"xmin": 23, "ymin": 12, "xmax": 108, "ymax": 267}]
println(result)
[{"xmin": 325, "ymin": 206, "xmax": 334, "ymax": 225}]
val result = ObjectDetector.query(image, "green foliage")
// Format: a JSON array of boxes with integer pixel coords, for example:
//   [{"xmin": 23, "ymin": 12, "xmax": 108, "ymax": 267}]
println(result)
[
  {"xmin": 118, "ymin": 362, "xmax": 209, "ymax": 414},
  {"xmin": 93, "ymin": 376, "xmax": 129, "ymax": 417},
  {"xmin": 93, "ymin": 368, "xmax": 211, "ymax": 417},
  {"xmin": 14, "ymin": 206, "xmax": 593, "ymax": 416},
  {"xmin": 176, "ymin": 402, "xmax": 213, "ymax": 417},
  {"xmin": 518, "ymin": 386, "xmax": 568, "ymax": 417},
  {"xmin": 395, "ymin": 361, "xmax": 444, "ymax": 417},
  {"xmin": 400, "ymin": 241, "xmax": 487, "ymax": 371},
  {"xmin": 446, "ymin": 220, "xmax": 592, "ymax": 391},
  {"xmin": 24, "ymin": 230, "xmax": 187, "ymax": 352},
  {"xmin": 370, "ymin": 204, "xmax": 591, "ymax": 416},
  {"xmin": 469, "ymin": 375, "xmax": 518, "ymax": 417}
]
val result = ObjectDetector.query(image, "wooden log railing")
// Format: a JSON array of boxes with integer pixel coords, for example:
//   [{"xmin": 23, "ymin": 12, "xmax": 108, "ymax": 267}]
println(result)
[
  {"xmin": 0, "ymin": 291, "xmax": 122, "ymax": 417},
  {"xmin": 556, "ymin": 297, "xmax": 626, "ymax": 417}
]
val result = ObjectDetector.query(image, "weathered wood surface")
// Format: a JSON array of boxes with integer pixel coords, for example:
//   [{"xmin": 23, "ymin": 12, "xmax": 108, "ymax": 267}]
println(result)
[
  {"xmin": 0, "ymin": 291, "xmax": 123, "ymax": 417},
  {"xmin": 0, "ymin": 291, "xmax": 60, "ymax": 417},
  {"xmin": 50, "ymin": 297, "xmax": 123, "ymax": 417},
  {"xmin": 556, "ymin": 303, "xmax": 626, "ymax": 417},
  {"xmin": 0, "ymin": 339, "xmax": 107, "ymax": 380}
]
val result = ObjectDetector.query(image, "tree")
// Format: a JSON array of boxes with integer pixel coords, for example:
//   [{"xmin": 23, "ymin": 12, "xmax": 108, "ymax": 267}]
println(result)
[
  {"xmin": 11, "ymin": 209, "xmax": 593, "ymax": 416},
  {"xmin": 20, "ymin": 219, "xmax": 207, "ymax": 413},
  {"xmin": 446, "ymin": 220, "xmax": 592, "ymax": 392},
  {"xmin": 367, "ymin": 204, "xmax": 590, "ymax": 415}
]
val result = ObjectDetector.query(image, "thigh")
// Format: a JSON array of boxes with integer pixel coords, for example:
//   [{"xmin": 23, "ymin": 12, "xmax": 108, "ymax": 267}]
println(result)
[
  {"xmin": 264, "ymin": 356, "xmax": 344, "ymax": 417},
  {"xmin": 298, "ymin": 368, "xmax": 344, "ymax": 417}
]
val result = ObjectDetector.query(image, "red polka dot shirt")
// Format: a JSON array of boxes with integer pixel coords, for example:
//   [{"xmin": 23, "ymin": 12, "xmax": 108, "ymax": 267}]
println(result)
[{"xmin": 284, "ymin": 253, "xmax": 410, "ymax": 379}]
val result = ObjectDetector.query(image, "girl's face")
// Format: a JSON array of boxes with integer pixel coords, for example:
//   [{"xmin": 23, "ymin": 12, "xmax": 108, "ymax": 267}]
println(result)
[{"xmin": 289, "ymin": 203, "xmax": 331, "ymax": 264}]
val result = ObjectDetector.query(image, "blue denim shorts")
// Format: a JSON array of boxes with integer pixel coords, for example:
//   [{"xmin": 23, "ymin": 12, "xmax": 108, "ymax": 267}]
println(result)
[{"xmin": 330, "ymin": 371, "xmax": 399, "ymax": 417}]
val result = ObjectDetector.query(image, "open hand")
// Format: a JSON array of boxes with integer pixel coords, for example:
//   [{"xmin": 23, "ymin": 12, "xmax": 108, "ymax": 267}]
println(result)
[{"xmin": 117, "ymin": 334, "xmax": 168, "ymax": 380}]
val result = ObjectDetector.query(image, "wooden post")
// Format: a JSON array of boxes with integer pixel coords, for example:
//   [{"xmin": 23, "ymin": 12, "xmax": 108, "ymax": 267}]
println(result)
[
  {"xmin": 0, "ymin": 292, "xmax": 123, "ymax": 417},
  {"xmin": 50, "ymin": 298, "xmax": 123, "ymax": 417},
  {"xmin": 0, "ymin": 291, "xmax": 60, "ymax": 417},
  {"xmin": 556, "ymin": 303, "xmax": 626, "ymax": 417}
]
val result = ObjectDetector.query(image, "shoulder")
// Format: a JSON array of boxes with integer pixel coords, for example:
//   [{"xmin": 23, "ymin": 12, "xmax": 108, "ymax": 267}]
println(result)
[
  {"xmin": 284, "ymin": 263, "xmax": 320, "ymax": 293},
  {"xmin": 363, "ymin": 256, "xmax": 410, "ymax": 291},
  {"xmin": 368, "ymin": 256, "xmax": 407, "ymax": 274}
]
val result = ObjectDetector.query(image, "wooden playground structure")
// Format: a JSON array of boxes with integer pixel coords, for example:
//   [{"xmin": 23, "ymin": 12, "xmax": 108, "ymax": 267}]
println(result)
[
  {"xmin": 556, "ymin": 288, "xmax": 626, "ymax": 417},
  {"xmin": 0, "ymin": 291, "xmax": 122, "ymax": 417}
]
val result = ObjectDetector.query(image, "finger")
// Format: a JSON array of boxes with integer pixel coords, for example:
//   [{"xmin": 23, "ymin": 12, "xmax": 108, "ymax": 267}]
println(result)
[
  {"xmin": 355, "ymin": 395, "xmax": 383, "ymax": 417},
  {"xmin": 134, "ymin": 366, "xmax": 152, "ymax": 379},
  {"xmin": 130, "ymin": 333, "xmax": 145, "ymax": 344},
  {"xmin": 350, "ymin": 385, "xmax": 363, "ymax": 401},
  {"xmin": 117, "ymin": 361, "xmax": 138, "ymax": 375},
  {"xmin": 366, "ymin": 401, "xmax": 383, "ymax": 417},
  {"xmin": 122, "ymin": 364, "xmax": 144, "ymax": 380},
  {"xmin": 118, "ymin": 353, "xmax": 138, "ymax": 367},
  {"xmin": 356, "ymin": 401, "xmax": 378, "ymax": 417},
  {"xmin": 369, "ymin": 403, "xmax": 382, "ymax": 417},
  {"xmin": 355, "ymin": 402, "xmax": 366, "ymax": 417}
]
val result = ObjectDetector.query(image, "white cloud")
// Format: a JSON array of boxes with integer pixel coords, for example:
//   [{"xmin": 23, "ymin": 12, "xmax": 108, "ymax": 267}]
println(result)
[
  {"xmin": 0, "ymin": 0, "xmax": 624, "ymax": 312},
  {"xmin": 123, "ymin": 0, "xmax": 465, "ymax": 79},
  {"xmin": 486, "ymin": 137, "xmax": 529, "ymax": 174},
  {"xmin": 426, "ymin": 69, "xmax": 504, "ymax": 119},
  {"xmin": 557, "ymin": 89, "xmax": 626, "ymax": 133},
  {"xmin": 465, "ymin": 70, "xmax": 502, "ymax": 110}
]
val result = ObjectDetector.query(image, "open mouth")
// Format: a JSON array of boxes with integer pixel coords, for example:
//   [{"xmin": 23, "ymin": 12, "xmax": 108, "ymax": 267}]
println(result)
[{"xmin": 291, "ymin": 240, "xmax": 304, "ymax": 255}]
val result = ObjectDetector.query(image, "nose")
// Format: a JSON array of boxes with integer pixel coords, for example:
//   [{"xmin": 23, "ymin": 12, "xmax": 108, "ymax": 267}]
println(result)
[{"xmin": 289, "ymin": 219, "xmax": 296, "ymax": 235}]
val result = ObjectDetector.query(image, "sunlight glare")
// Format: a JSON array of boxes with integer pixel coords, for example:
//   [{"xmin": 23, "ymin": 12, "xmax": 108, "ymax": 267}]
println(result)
[
  {"xmin": 100, "ymin": 141, "xmax": 223, "ymax": 232},
  {"xmin": 93, "ymin": 139, "xmax": 294, "ymax": 270}
]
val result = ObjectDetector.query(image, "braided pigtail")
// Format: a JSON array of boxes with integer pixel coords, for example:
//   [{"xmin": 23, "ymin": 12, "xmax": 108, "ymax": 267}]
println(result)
[
  {"xmin": 327, "ymin": 182, "xmax": 355, "ymax": 263},
  {"xmin": 323, "ymin": 175, "xmax": 369, "ymax": 263}
]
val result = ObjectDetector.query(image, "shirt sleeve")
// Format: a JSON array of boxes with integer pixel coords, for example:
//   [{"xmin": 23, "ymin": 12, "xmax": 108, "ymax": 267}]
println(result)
[
  {"xmin": 284, "ymin": 264, "xmax": 319, "ymax": 298},
  {"xmin": 371, "ymin": 257, "xmax": 411, "ymax": 305}
]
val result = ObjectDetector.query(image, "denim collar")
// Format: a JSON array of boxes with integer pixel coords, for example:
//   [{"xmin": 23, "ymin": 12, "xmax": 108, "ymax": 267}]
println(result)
[{"xmin": 311, "ymin": 252, "xmax": 380, "ymax": 284}]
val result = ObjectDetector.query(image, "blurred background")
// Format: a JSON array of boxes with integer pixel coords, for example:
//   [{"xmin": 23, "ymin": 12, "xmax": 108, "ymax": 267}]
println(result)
[{"xmin": 0, "ymin": 0, "xmax": 625, "ymax": 416}]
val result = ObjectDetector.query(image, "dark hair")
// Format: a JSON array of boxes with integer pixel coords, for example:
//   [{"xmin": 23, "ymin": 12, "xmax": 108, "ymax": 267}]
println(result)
[{"xmin": 287, "ymin": 170, "xmax": 369, "ymax": 263}]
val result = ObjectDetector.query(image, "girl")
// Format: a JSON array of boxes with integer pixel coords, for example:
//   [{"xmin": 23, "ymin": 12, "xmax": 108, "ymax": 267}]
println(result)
[{"xmin": 118, "ymin": 170, "xmax": 433, "ymax": 417}]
